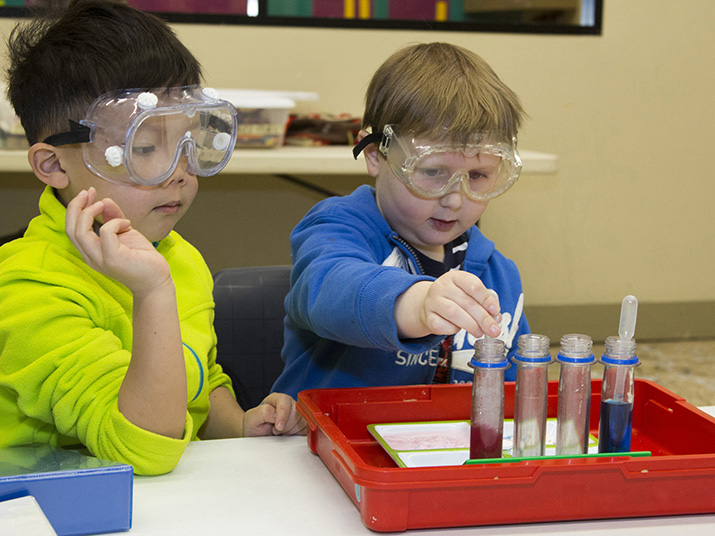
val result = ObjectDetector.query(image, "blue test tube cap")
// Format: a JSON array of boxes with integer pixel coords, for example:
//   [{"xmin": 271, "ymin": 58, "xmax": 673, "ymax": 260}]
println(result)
[
  {"xmin": 600, "ymin": 353, "xmax": 639, "ymax": 366},
  {"xmin": 469, "ymin": 337, "xmax": 509, "ymax": 369},
  {"xmin": 512, "ymin": 353, "xmax": 553, "ymax": 365},
  {"xmin": 556, "ymin": 352, "xmax": 596, "ymax": 365},
  {"xmin": 469, "ymin": 357, "xmax": 510, "ymax": 369}
]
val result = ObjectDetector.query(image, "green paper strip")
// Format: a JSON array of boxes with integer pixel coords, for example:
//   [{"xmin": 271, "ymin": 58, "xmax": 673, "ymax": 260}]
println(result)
[{"xmin": 464, "ymin": 451, "xmax": 652, "ymax": 465}]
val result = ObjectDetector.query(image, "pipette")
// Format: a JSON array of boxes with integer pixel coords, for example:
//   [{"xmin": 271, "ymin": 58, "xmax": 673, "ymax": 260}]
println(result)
[{"xmin": 618, "ymin": 295, "xmax": 638, "ymax": 341}]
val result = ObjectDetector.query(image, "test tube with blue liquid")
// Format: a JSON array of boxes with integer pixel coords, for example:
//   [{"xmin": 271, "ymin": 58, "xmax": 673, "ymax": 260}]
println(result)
[
  {"xmin": 469, "ymin": 337, "xmax": 508, "ymax": 459},
  {"xmin": 598, "ymin": 295, "xmax": 639, "ymax": 453},
  {"xmin": 512, "ymin": 334, "xmax": 551, "ymax": 457},
  {"xmin": 555, "ymin": 334, "xmax": 595, "ymax": 455}
]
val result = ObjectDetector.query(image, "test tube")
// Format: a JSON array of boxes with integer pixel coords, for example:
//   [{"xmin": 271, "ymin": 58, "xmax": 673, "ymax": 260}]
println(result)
[
  {"xmin": 469, "ymin": 338, "xmax": 508, "ymax": 459},
  {"xmin": 598, "ymin": 336, "xmax": 639, "ymax": 453},
  {"xmin": 555, "ymin": 334, "xmax": 595, "ymax": 455},
  {"xmin": 512, "ymin": 334, "xmax": 551, "ymax": 457}
]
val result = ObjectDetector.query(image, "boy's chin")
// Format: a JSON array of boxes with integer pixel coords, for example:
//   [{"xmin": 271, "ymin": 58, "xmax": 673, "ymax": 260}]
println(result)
[{"xmin": 141, "ymin": 226, "xmax": 174, "ymax": 244}]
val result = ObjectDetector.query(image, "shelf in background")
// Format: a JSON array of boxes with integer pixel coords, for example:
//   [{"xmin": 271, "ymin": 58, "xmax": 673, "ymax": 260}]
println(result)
[{"xmin": 0, "ymin": 146, "xmax": 557, "ymax": 176}]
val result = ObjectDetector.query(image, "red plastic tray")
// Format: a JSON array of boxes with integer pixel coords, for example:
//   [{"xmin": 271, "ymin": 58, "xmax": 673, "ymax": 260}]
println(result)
[{"xmin": 297, "ymin": 379, "xmax": 715, "ymax": 532}]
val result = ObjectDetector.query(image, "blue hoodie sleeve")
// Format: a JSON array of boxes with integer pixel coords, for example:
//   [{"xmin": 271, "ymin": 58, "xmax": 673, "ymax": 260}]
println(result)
[{"xmin": 286, "ymin": 198, "xmax": 440, "ymax": 354}]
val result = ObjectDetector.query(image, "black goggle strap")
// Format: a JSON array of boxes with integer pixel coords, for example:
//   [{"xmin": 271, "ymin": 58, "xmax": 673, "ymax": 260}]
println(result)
[
  {"xmin": 352, "ymin": 130, "xmax": 384, "ymax": 159},
  {"xmin": 206, "ymin": 113, "xmax": 234, "ymax": 133},
  {"xmin": 42, "ymin": 120, "xmax": 92, "ymax": 146}
]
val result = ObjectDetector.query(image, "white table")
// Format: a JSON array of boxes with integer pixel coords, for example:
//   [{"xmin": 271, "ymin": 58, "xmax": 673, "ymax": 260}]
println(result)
[{"xmin": 115, "ymin": 407, "xmax": 715, "ymax": 536}]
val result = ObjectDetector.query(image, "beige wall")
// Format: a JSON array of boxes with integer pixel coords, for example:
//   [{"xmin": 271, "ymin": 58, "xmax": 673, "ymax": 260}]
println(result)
[{"xmin": 2, "ymin": 0, "xmax": 715, "ymax": 338}]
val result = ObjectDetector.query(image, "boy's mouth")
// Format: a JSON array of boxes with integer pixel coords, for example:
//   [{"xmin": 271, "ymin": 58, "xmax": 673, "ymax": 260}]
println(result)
[
  {"xmin": 154, "ymin": 201, "xmax": 182, "ymax": 214},
  {"xmin": 430, "ymin": 218, "xmax": 456, "ymax": 231}
]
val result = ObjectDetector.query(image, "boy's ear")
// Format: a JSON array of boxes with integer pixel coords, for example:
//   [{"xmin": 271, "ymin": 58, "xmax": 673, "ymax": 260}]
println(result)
[
  {"xmin": 357, "ymin": 129, "xmax": 380, "ymax": 178},
  {"xmin": 27, "ymin": 143, "xmax": 69, "ymax": 189}
]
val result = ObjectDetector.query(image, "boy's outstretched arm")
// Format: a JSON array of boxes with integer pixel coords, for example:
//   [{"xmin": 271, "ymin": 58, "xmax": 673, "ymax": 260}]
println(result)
[
  {"xmin": 65, "ymin": 188, "xmax": 187, "ymax": 439},
  {"xmin": 394, "ymin": 271, "xmax": 502, "ymax": 340},
  {"xmin": 199, "ymin": 386, "xmax": 306, "ymax": 438}
]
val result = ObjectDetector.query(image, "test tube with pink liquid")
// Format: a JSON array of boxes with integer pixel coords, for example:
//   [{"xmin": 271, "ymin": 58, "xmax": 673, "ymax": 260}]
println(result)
[
  {"xmin": 513, "ymin": 334, "xmax": 552, "ymax": 457},
  {"xmin": 555, "ymin": 334, "xmax": 595, "ymax": 455}
]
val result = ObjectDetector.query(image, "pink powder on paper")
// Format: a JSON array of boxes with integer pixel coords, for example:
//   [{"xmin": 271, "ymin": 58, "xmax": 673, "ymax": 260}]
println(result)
[{"xmin": 382, "ymin": 429, "xmax": 469, "ymax": 451}]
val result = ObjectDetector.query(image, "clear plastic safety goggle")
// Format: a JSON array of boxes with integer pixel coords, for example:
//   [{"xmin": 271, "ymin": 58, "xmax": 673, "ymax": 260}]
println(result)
[
  {"xmin": 353, "ymin": 124, "xmax": 522, "ymax": 201},
  {"xmin": 43, "ymin": 86, "xmax": 238, "ymax": 186}
]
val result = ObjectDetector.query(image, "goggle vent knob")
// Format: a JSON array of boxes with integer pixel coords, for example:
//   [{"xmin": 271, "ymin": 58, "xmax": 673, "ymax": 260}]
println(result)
[
  {"xmin": 137, "ymin": 92, "xmax": 159, "ymax": 110},
  {"xmin": 104, "ymin": 146, "xmax": 124, "ymax": 167}
]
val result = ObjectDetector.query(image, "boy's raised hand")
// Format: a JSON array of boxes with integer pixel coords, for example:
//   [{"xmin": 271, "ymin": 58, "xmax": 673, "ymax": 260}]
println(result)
[
  {"xmin": 242, "ymin": 393, "xmax": 306, "ymax": 437},
  {"xmin": 65, "ymin": 187, "xmax": 171, "ymax": 294},
  {"xmin": 395, "ymin": 271, "xmax": 502, "ymax": 340}
]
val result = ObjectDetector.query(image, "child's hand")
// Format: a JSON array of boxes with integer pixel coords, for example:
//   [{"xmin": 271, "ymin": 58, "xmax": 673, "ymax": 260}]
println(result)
[
  {"xmin": 395, "ymin": 271, "xmax": 502, "ymax": 340},
  {"xmin": 65, "ymin": 188, "xmax": 171, "ymax": 294},
  {"xmin": 242, "ymin": 393, "xmax": 306, "ymax": 437}
]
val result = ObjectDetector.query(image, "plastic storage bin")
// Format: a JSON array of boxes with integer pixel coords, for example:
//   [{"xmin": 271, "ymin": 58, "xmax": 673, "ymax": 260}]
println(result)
[
  {"xmin": 217, "ymin": 89, "xmax": 295, "ymax": 148},
  {"xmin": 0, "ymin": 446, "xmax": 132, "ymax": 536},
  {"xmin": 0, "ymin": 83, "xmax": 27, "ymax": 150},
  {"xmin": 297, "ymin": 379, "xmax": 715, "ymax": 532}
]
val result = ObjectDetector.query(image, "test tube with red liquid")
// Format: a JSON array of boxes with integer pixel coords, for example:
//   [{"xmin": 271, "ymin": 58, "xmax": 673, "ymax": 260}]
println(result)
[{"xmin": 469, "ymin": 338, "xmax": 508, "ymax": 459}]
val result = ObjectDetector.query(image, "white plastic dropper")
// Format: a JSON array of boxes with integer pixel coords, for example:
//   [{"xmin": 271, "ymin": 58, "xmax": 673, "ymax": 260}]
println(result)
[
  {"xmin": 618, "ymin": 295, "xmax": 638, "ymax": 341},
  {"xmin": 615, "ymin": 295, "xmax": 638, "ymax": 399}
]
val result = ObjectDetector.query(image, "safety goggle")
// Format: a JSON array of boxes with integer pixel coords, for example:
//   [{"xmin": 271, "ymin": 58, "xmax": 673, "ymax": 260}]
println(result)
[
  {"xmin": 353, "ymin": 124, "xmax": 522, "ymax": 201},
  {"xmin": 43, "ymin": 86, "xmax": 238, "ymax": 186}
]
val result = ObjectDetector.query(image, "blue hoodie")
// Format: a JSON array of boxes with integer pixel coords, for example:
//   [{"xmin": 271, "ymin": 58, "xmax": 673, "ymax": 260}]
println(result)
[{"xmin": 272, "ymin": 185, "xmax": 529, "ymax": 398}]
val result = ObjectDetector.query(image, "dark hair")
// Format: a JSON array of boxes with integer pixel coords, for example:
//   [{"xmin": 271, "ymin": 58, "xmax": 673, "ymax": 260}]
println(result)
[
  {"xmin": 362, "ymin": 42, "xmax": 524, "ymax": 143},
  {"xmin": 6, "ymin": 0, "xmax": 202, "ymax": 144}
]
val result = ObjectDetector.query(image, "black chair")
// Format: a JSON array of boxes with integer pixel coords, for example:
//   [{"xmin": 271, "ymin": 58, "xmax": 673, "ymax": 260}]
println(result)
[
  {"xmin": 0, "ymin": 228, "xmax": 26, "ymax": 246},
  {"xmin": 212, "ymin": 266, "xmax": 291, "ymax": 410}
]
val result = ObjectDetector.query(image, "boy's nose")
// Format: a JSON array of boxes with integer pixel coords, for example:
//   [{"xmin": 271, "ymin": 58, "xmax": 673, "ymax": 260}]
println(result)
[
  {"xmin": 438, "ymin": 173, "xmax": 467, "ymax": 206},
  {"xmin": 439, "ymin": 189, "xmax": 463, "ymax": 209},
  {"xmin": 162, "ymin": 156, "xmax": 193, "ymax": 187}
]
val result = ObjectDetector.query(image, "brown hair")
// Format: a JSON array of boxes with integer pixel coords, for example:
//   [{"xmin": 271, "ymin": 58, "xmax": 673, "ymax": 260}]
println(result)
[{"xmin": 362, "ymin": 42, "xmax": 524, "ymax": 143}]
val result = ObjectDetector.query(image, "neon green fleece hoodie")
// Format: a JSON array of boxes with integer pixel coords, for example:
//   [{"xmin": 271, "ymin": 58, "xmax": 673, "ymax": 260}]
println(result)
[{"xmin": 0, "ymin": 186, "xmax": 233, "ymax": 475}]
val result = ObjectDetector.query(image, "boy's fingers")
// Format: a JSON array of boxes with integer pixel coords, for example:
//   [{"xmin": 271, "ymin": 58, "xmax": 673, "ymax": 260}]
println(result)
[
  {"xmin": 462, "ymin": 281, "xmax": 500, "ymax": 318},
  {"xmin": 446, "ymin": 273, "xmax": 500, "ymax": 319},
  {"xmin": 454, "ymin": 309, "xmax": 494, "ymax": 339},
  {"xmin": 464, "ymin": 303, "xmax": 500, "ymax": 338},
  {"xmin": 448, "ymin": 277, "xmax": 501, "ymax": 336},
  {"xmin": 98, "ymin": 218, "xmax": 132, "ymax": 259},
  {"xmin": 283, "ymin": 415, "xmax": 307, "ymax": 436},
  {"xmin": 99, "ymin": 217, "xmax": 132, "ymax": 237},
  {"xmin": 261, "ymin": 393, "xmax": 299, "ymax": 434},
  {"xmin": 64, "ymin": 189, "xmax": 89, "ymax": 238},
  {"xmin": 437, "ymin": 289, "xmax": 499, "ymax": 338},
  {"xmin": 100, "ymin": 197, "xmax": 127, "ymax": 223},
  {"xmin": 70, "ymin": 202, "xmax": 106, "ymax": 263},
  {"xmin": 482, "ymin": 317, "xmax": 501, "ymax": 338},
  {"xmin": 485, "ymin": 289, "xmax": 501, "ymax": 317},
  {"xmin": 260, "ymin": 404, "xmax": 277, "ymax": 425},
  {"xmin": 482, "ymin": 289, "xmax": 502, "ymax": 337},
  {"xmin": 273, "ymin": 398, "xmax": 296, "ymax": 433},
  {"xmin": 426, "ymin": 309, "xmax": 462, "ymax": 337}
]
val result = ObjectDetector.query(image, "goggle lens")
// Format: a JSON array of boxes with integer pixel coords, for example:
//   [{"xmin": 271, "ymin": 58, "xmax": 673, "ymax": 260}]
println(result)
[
  {"xmin": 380, "ymin": 125, "xmax": 521, "ymax": 200},
  {"xmin": 75, "ymin": 86, "xmax": 237, "ymax": 186},
  {"xmin": 405, "ymin": 148, "xmax": 516, "ymax": 199}
]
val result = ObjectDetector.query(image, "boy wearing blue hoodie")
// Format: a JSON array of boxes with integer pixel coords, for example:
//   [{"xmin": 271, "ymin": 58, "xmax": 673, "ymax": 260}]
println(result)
[{"xmin": 273, "ymin": 42, "xmax": 529, "ymax": 397}]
